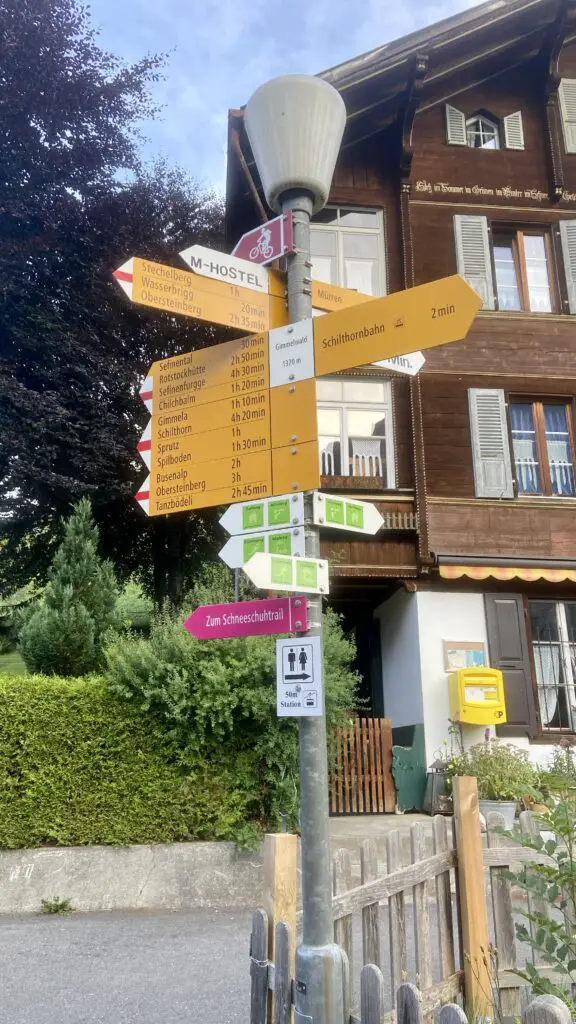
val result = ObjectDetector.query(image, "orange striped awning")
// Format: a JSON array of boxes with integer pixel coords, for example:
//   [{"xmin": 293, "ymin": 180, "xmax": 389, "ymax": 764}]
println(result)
[{"xmin": 439, "ymin": 565, "xmax": 576, "ymax": 583}]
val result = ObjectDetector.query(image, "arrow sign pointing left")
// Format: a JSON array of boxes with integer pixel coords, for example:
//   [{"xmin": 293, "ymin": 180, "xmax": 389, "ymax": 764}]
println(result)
[{"xmin": 218, "ymin": 527, "xmax": 305, "ymax": 569}]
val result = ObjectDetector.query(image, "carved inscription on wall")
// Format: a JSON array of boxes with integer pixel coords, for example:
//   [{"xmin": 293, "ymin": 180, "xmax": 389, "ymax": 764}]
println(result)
[{"xmin": 414, "ymin": 180, "xmax": 576, "ymax": 203}]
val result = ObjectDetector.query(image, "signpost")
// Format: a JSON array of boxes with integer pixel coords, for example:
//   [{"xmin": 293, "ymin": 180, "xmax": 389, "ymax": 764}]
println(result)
[
  {"xmin": 312, "ymin": 493, "xmax": 384, "ymax": 534},
  {"xmin": 231, "ymin": 212, "xmax": 294, "ymax": 265},
  {"xmin": 183, "ymin": 596, "xmax": 308, "ymax": 640},
  {"xmin": 243, "ymin": 552, "xmax": 329, "ymax": 595},
  {"xmin": 218, "ymin": 527, "xmax": 304, "ymax": 569},
  {"xmin": 112, "ymin": 69, "xmax": 482, "ymax": 1024},
  {"xmin": 113, "ymin": 256, "xmax": 286, "ymax": 332},
  {"xmin": 276, "ymin": 636, "xmax": 323, "ymax": 717}
]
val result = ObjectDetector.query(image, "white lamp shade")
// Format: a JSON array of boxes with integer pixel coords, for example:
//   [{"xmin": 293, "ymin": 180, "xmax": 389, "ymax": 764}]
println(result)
[{"xmin": 244, "ymin": 75, "xmax": 346, "ymax": 213}]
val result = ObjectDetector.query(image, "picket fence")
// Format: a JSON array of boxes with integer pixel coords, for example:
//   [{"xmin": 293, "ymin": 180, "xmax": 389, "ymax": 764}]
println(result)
[{"xmin": 250, "ymin": 916, "xmax": 571, "ymax": 1024}]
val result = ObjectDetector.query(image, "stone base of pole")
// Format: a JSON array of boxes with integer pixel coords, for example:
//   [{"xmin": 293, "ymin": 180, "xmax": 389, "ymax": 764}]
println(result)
[{"xmin": 295, "ymin": 943, "xmax": 345, "ymax": 1024}]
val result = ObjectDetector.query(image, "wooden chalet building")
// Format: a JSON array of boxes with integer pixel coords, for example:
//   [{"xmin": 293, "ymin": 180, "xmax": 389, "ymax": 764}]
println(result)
[{"xmin": 226, "ymin": 0, "xmax": 576, "ymax": 785}]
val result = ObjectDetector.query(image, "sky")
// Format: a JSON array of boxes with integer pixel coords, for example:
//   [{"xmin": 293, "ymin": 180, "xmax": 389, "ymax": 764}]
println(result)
[{"xmin": 90, "ymin": 0, "xmax": 482, "ymax": 195}]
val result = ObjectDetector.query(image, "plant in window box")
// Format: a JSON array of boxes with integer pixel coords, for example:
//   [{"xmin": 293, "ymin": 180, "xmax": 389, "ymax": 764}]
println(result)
[{"xmin": 445, "ymin": 737, "xmax": 541, "ymax": 830}]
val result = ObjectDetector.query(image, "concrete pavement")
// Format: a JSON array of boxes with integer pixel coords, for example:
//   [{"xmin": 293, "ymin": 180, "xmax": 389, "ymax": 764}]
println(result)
[{"xmin": 0, "ymin": 909, "xmax": 251, "ymax": 1024}]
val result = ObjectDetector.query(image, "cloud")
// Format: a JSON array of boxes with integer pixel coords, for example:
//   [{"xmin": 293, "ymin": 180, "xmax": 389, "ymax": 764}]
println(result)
[{"xmin": 91, "ymin": 0, "xmax": 483, "ymax": 192}]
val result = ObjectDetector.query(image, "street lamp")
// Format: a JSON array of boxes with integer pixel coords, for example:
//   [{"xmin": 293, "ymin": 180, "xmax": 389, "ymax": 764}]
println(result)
[{"xmin": 244, "ymin": 75, "xmax": 346, "ymax": 1024}]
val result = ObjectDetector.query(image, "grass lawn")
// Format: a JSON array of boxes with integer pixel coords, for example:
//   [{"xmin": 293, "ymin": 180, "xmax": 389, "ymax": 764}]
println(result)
[{"xmin": 0, "ymin": 651, "xmax": 26, "ymax": 675}]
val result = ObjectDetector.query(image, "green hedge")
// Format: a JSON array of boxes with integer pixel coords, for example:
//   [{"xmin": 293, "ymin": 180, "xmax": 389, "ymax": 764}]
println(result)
[{"xmin": 0, "ymin": 675, "xmax": 259, "ymax": 848}]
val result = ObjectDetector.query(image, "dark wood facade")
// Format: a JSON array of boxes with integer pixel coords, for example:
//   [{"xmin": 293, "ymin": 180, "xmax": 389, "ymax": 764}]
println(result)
[{"xmin": 226, "ymin": 0, "xmax": 576, "ymax": 589}]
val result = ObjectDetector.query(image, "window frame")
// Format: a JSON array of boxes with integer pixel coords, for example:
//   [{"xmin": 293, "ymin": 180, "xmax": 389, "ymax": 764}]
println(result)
[
  {"xmin": 309, "ymin": 206, "xmax": 387, "ymax": 297},
  {"xmin": 465, "ymin": 113, "xmax": 500, "ymax": 150},
  {"xmin": 509, "ymin": 396, "xmax": 576, "ymax": 497},
  {"xmin": 526, "ymin": 597, "xmax": 576, "ymax": 736},
  {"xmin": 317, "ymin": 377, "xmax": 396, "ymax": 489},
  {"xmin": 491, "ymin": 225, "xmax": 559, "ymax": 313}
]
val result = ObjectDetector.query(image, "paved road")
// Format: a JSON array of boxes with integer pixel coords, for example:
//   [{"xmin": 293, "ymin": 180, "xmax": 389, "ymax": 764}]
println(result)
[{"xmin": 0, "ymin": 909, "xmax": 251, "ymax": 1024}]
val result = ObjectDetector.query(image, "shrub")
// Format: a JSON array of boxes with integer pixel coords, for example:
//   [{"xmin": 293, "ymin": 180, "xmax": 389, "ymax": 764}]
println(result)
[
  {"xmin": 505, "ymin": 798, "xmax": 576, "ymax": 1012},
  {"xmin": 115, "ymin": 579, "xmax": 154, "ymax": 633},
  {"xmin": 0, "ymin": 674, "xmax": 259, "ymax": 847},
  {"xmin": 104, "ymin": 562, "xmax": 359, "ymax": 830},
  {"xmin": 446, "ymin": 738, "xmax": 540, "ymax": 802},
  {"xmin": 18, "ymin": 500, "xmax": 119, "ymax": 676},
  {"xmin": 19, "ymin": 590, "xmax": 96, "ymax": 676}
]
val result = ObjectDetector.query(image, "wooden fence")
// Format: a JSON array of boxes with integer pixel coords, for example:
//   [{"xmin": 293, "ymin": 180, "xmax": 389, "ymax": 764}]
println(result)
[
  {"xmin": 330, "ymin": 718, "xmax": 395, "ymax": 815},
  {"xmin": 250, "ymin": 919, "xmax": 571, "ymax": 1024},
  {"xmin": 251, "ymin": 777, "xmax": 574, "ymax": 1024}
]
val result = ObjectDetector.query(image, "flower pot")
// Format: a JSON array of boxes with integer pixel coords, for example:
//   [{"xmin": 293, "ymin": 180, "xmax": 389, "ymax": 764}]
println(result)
[{"xmin": 479, "ymin": 799, "xmax": 516, "ymax": 831}]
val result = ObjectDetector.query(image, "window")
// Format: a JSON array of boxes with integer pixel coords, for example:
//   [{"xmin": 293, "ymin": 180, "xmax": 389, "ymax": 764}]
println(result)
[
  {"xmin": 529, "ymin": 601, "xmax": 576, "ymax": 732},
  {"xmin": 466, "ymin": 114, "xmax": 499, "ymax": 149},
  {"xmin": 468, "ymin": 389, "xmax": 576, "ymax": 500},
  {"xmin": 310, "ymin": 207, "xmax": 386, "ymax": 297},
  {"xmin": 510, "ymin": 400, "xmax": 576, "ymax": 496},
  {"xmin": 493, "ymin": 229, "xmax": 554, "ymax": 313},
  {"xmin": 446, "ymin": 105, "xmax": 524, "ymax": 150},
  {"xmin": 317, "ymin": 378, "xmax": 395, "ymax": 486},
  {"xmin": 454, "ymin": 215, "xmax": 568, "ymax": 313}
]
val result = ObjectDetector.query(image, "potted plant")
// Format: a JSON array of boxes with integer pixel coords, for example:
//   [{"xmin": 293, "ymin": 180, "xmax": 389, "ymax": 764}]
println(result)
[{"xmin": 446, "ymin": 737, "xmax": 540, "ymax": 829}]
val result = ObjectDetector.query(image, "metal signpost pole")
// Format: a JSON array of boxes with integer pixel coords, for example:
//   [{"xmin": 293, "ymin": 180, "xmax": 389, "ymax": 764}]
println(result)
[{"xmin": 282, "ymin": 188, "xmax": 345, "ymax": 1024}]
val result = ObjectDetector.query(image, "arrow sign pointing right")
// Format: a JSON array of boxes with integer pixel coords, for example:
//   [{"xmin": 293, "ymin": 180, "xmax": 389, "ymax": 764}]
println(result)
[
  {"xmin": 312, "ymin": 493, "xmax": 384, "ymax": 534},
  {"xmin": 313, "ymin": 274, "xmax": 481, "ymax": 377},
  {"xmin": 243, "ymin": 552, "xmax": 329, "ymax": 595}
]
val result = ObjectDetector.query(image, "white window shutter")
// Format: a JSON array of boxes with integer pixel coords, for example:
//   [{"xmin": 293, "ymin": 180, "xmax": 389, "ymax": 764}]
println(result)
[
  {"xmin": 468, "ymin": 389, "xmax": 514, "ymax": 499},
  {"xmin": 454, "ymin": 214, "xmax": 495, "ymax": 309},
  {"xmin": 560, "ymin": 220, "xmax": 576, "ymax": 314},
  {"xmin": 445, "ymin": 104, "xmax": 467, "ymax": 145},
  {"xmin": 503, "ymin": 111, "xmax": 524, "ymax": 150},
  {"xmin": 558, "ymin": 80, "xmax": 576, "ymax": 153}
]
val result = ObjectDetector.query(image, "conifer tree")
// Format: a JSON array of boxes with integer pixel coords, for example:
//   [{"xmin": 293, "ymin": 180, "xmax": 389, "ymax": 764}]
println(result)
[{"xmin": 19, "ymin": 500, "xmax": 118, "ymax": 675}]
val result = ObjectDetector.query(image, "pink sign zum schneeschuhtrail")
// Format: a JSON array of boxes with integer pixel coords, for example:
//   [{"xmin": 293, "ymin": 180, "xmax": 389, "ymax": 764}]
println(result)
[{"xmin": 183, "ymin": 597, "xmax": 307, "ymax": 641}]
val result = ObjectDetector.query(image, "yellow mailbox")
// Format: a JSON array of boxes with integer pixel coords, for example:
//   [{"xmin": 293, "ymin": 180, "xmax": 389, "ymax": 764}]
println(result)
[{"xmin": 448, "ymin": 667, "xmax": 506, "ymax": 725}]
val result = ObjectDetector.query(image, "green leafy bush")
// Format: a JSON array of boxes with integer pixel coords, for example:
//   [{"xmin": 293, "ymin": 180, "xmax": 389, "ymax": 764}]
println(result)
[
  {"xmin": 0, "ymin": 583, "xmax": 39, "ymax": 651},
  {"xmin": 104, "ymin": 563, "xmax": 359, "ymax": 830},
  {"xmin": 18, "ymin": 500, "xmax": 119, "ymax": 676},
  {"xmin": 0, "ymin": 674, "xmax": 259, "ymax": 848},
  {"xmin": 505, "ymin": 798, "xmax": 576, "ymax": 1012},
  {"xmin": 115, "ymin": 579, "xmax": 154, "ymax": 633},
  {"xmin": 446, "ymin": 738, "xmax": 540, "ymax": 802}
]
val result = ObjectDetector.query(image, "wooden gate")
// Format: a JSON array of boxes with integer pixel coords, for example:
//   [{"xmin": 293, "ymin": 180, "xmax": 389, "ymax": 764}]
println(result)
[{"xmin": 330, "ymin": 717, "xmax": 395, "ymax": 814}]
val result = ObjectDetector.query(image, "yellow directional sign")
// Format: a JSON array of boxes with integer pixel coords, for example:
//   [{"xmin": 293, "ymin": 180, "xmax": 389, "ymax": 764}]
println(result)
[
  {"xmin": 137, "ymin": 340, "xmax": 320, "ymax": 516},
  {"xmin": 131, "ymin": 269, "xmax": 479, "ymax": 517},
  {"xmin": 313, "ymin": 275, "xmax": 481, "ymax": 377},
  {"xmin": 311, "ymin": 280, "xmax": 371, "ymax": 312},
  {"xmin": 147, "ymin": 333, "xmax": 270, "ymax": 413},
  {"xmin": 113, "ymin": 257, "xmax": 286, "ymax": 332}
]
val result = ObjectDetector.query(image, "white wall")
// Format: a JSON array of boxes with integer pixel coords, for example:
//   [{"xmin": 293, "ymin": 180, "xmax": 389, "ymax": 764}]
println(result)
[
  {"xmin": 376, "ymin": 589, "xmax": 424, "ymax": 728},
  {"xmin": 376, "ymin": 587, "xmax": 557, "ymax": 770},
  {"xmin": 415, "ymin": 591, "xmax": 488, "ymax": 762}
]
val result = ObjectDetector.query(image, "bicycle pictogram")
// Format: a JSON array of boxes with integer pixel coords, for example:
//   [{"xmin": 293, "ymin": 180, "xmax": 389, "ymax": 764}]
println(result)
[{"xmin": 249, "ymin": 225, "xmax": 274, "ymax": 261}]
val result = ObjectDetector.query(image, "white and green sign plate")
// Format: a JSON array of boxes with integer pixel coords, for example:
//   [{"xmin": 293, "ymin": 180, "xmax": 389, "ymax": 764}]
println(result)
[
  {"xmin": 218, "ymin": 527, "xmax": 304, "ymax": 569},
  {"xmin": 243, "ymin": 552, "xmax": 329, "ymax": 595},
  {"xmin": 219, "ymin": 492, "xmax": 305, "ymax": 536},
  {"xmin": 312, "ymin": 493, "xmax": 383, "ymax": 535}
]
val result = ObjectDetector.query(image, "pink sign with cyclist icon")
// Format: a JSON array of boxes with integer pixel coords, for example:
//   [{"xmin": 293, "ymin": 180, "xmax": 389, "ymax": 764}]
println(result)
[{"xmin": 231, "ymin": 212, "xmax": 294, "ymax": 266}]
